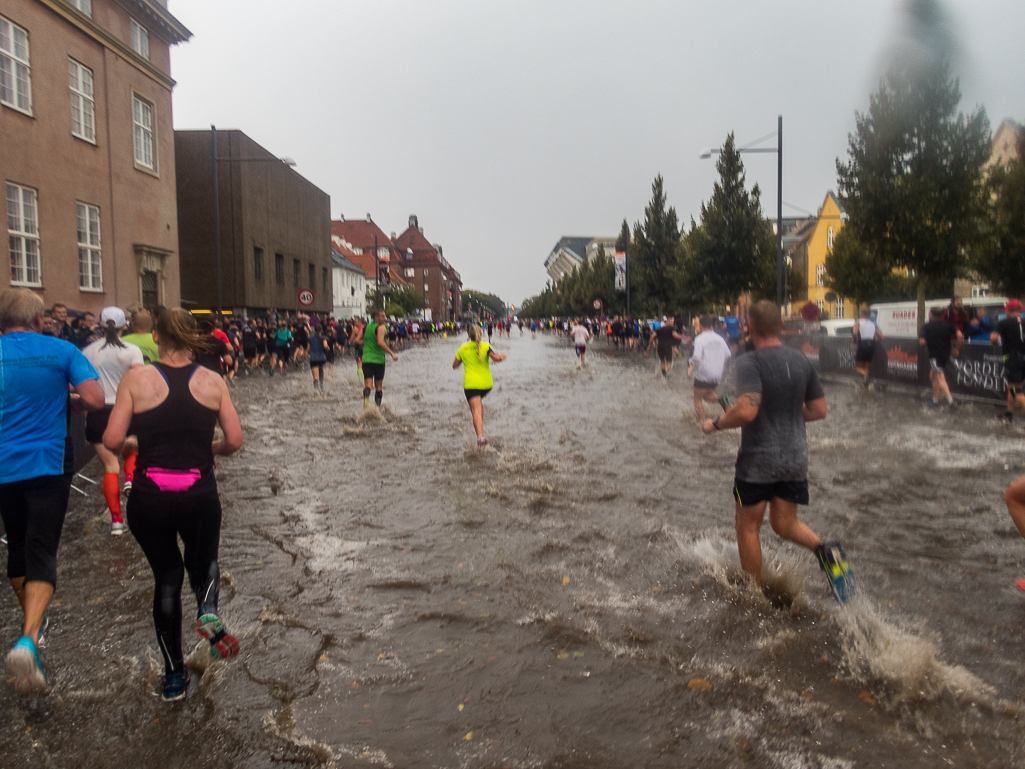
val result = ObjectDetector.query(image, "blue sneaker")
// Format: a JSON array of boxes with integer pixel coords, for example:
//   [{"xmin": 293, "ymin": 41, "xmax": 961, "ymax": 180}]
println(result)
[
  {"xmin": 161, "ymin": 669, "xmax": 190, "ymax": 702},
  {"xmin": 815, "ymin": 541, "xmax": 856, "ymax": 603},
  {"xmin": 7, "ymin": 636, "xmax": 47, "ymax": 695},
  {"xmin": 37, "ymin": 613, "xmax": 49, "ymax": 647}
]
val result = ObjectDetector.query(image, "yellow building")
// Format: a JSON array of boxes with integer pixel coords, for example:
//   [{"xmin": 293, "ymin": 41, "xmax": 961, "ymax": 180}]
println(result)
[{"xmin": 788, "ymin": 192, "xmax": 852, "ymax": 319}]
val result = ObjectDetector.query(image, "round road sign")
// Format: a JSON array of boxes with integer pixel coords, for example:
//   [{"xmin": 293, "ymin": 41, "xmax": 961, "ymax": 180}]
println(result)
[
  {"xmin": 298, "ymin": 289, "xmax": 315, "ymax": 306},
  {"xmin": 593, "ymin": 299, "xmax": 602, "ymax": 310}
]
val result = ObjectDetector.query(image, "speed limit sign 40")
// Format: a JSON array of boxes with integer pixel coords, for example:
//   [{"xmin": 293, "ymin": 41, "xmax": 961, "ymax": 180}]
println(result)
[
  {"xmin": 298, "ymin": 289, "xmax": 315, "ymax": 306},
  {"xmin": 593, "ymin": 299, "xmax": 602, "ymax": 310}
]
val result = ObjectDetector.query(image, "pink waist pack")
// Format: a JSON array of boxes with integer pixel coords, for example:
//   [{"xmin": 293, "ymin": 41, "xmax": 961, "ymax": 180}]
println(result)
[{"xmin": 145, "ymin": 468, "xmax": 202, "ymax": 493}]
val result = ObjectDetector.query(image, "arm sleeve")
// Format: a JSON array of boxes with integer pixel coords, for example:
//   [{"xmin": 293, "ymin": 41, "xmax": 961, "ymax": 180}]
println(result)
[
  {"xmin": 805, "ymin": 364, "xmax": 825, "ymax": 402},
  {"xmin": 66, "ymin": 345, "xmax": 99, "ymax": 387},
  {"xmin": 734, "ymin": 354, "xmax": 762, "ymax": 397}
]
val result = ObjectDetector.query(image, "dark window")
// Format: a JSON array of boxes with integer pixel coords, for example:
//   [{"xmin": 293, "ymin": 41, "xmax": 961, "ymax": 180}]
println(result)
[
  {"xmin": 275, "ymin": 253, "xmax": 284, "ymax": 285},
  {"xmin": 141, "ymin": 270, "xmax": 158, "ymax": 310},
  {"xmin": 254, "ymin": 247, "xmax": 264, "ymax": 280},
  {"xmin": 293, "ymin": 258, "xmax": 300, "ymax": 287},
  {"xmin": 308, "ymin": 263, "xmax": 315, "ymax": 289},
  {"xmin": 322, "ymin": 267, "xmax": 328, "ymax": 294}
]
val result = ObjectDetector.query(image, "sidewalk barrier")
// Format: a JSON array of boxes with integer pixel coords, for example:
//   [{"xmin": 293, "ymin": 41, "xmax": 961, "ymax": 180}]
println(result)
[{"xmin": 783, "ymin": 336, "xmax": 1007, "ymax": 403}]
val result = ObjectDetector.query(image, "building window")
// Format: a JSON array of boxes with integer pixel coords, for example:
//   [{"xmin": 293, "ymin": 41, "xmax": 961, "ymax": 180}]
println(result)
[
  {"xmin": 68, "ymin": 0, "xmax": 91, "ymax": 16},
  {"xmin": 275, "ymin": 253, "xmax": 284, "ymax": 285},
  {"xmin": 815, "ymin": 263, "xmax": 825, "ymax": 287},
  {"xmin": 293, "ymin": 259, "xmax": 300, "ymax": 287},
  {"xmin": 254, "ymin": 247, "xmax": 263, "ymax": 280},
  {"xmin": 6, "ymin": 182, "xmax": 41, "ymax": 286},
  {"xmin": 141, "ymin": 269, "xmax": 158, "ymax": 309},
  {"xmin": 835, "ymin": 298, "xmax": 844, "ymax": 319},
  {"xmin": 68, "ymin": 59, "xmax": 95, "ymax": 143},
  {"xmin": 827, "ymin": 227, "xmax": 834, "ymax": 250},
  {"xmin": 76, "ymin": 202, "xmax": 102, "ymax": 291},
  {"xmin": 404, "ymin": 267, "xmax": 414, "ymax": 278},
  {"xmin": 816, "ymin": 299, "xmax": 824, "ymax": 314},
  {"xmin": 308, "ymin": 263, "xmax": 315, "ymax": 289},
  {"xmin": 322, "ymin": 267, "xmax": 328, "ymax": 294},
  {"xmin": 132, "ymin": 94, "xmax": 155, "ymax": 170},
  {"xmin": 0, "ymin": 16, "xmax": 32, "ymax": 115},
  {"xmin": 130, "ymin": 19, "xmax": 149, "ymax": 60}
]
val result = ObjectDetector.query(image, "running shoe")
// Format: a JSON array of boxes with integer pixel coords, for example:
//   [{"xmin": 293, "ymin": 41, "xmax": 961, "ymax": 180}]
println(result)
[
  {"xmin": 815, "ymin": 541, "xmax": 856, "ymax": 603},
  {"xmin": 121, "ymin": 480, "xmax": 132, "ymax": 496},
  {"xmin": 1016, "ymin": 577, "xmax": 1025, "ymax": 592},
  {"xmin": 1, "ymin": 533, "xmax": 6, "ymax": 545},
  {"xmin": 7, "ymin": 636, "xmax": 46, "ymax": 695},
  {"xmin": 999, "ymin": 413, "xmax": 1013, "ymax": 424},
  {"xmin": 37, "ymin": 613, "xmax": 48, "ymax": 647},
  {"xmin": 111, "ymin": 518, "xmax": 127, "ymax": 536},
  {"xmin": 925, "ymin": 401, "xmax": 940, "ymax": 410},
  {"xmin": 196, "ymin": 613, "xmax": 240, "ymax": 661},
  {"xmin": 363, "ymin": 395, "xmax": 370, "ymax": 409},
  {"xmin": 161, "ymin": 669, "xmax": 190, "ymax": 702}
]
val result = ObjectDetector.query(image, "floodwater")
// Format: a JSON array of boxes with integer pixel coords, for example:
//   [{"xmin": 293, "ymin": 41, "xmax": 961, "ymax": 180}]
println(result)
[{"xmin": 4, "ymin": 331, "xmax": 1025, "ymax": 769}]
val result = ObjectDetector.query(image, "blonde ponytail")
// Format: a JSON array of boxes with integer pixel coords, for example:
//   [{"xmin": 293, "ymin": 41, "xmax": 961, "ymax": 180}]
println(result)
[{"xmin": 466, "ymin": 324, "xmax": 484, "ymax": 361}]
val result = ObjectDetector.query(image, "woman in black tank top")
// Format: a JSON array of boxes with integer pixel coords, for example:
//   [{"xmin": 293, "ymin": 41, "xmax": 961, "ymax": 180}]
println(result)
[{"xmin": 103, "ymin": 309, "xmax": 244, "ymax": 703}]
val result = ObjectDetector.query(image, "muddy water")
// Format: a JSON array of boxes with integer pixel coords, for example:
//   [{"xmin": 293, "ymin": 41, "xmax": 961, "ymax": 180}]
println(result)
[{"xmin": 4, "ymin": 332, "xmax": 1025, "ymax": 768}]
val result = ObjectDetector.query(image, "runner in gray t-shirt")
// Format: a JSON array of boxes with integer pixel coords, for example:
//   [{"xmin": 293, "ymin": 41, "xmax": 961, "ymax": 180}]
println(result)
[{"xmin": 702, "ymin": 300, "xmax": 855, "ymax": 603}]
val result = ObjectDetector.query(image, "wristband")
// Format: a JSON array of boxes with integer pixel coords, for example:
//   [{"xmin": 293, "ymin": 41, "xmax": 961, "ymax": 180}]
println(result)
[{"xmin": 712, "ymin": 418, "xmax": 722, "ymax": 431}]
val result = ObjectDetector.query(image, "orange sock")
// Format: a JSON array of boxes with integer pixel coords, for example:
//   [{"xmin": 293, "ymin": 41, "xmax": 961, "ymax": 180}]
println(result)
[
  {"xmin": 103, "ymin": 473, "xmax": 122, "ymax": 518},
  {"xmin": 124, "ymin": 452, "xmax": 137, "ymax": 483}
]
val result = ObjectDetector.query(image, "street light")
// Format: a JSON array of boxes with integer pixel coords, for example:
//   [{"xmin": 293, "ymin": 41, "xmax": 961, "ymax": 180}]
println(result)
[
  {"xmin": 211, "ymin": 125, "xmax": 297, "ymax": 320},
  {"xmin": 700, "ymin": 115, "xmax": 784, "ymax": 308}
]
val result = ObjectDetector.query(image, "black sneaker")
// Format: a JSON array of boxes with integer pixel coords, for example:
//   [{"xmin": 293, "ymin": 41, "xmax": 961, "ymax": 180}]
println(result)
[
  {"xmin": 162, "ymin": 669, "xmax": 190, "ymax": 702},
  {"xmin": 998, "ymin": 413, "xmax": 1013, "ymax": 424},
  {"xmin": 815, "ymin": 541, "xmax": 856, "ymax": 603}
]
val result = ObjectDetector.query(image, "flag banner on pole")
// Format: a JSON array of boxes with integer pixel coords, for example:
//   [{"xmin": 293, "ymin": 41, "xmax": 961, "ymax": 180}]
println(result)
[{"xmin": 614, "ymin": 252, "xmax": 626, "ymax": 292}]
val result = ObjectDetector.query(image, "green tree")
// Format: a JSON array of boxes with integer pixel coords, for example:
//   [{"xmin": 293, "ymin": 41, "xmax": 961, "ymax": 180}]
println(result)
[
  {"xmin": 836, "ymin": 59, "xmax": 991, "ymax": 328},
  {"xmin": 631, "ymin": 176, "xmax": 680, "ymax": 316},
  {"xmin": 461, "ymin": 289, "xmax": 506, "ymax": 319},
  {"xmin": 823, "ymin": 228, "xmax": 895, "ymax": 308},
  {"xmin": 615, "ymin": 219, "xmax": 631, "ymax": 253},
  {"xmin": 975, "ymin": 130, "xmax": 1025, "ymax": 296},
  {"xmin": 683, "ymin": 135, "xmax": 777, "ymax": 308}
]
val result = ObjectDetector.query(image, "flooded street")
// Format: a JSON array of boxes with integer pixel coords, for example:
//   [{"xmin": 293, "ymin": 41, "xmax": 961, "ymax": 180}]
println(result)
[{"xmin": 5, "ymin": 331, "xmax": 1025, "ymax": 768}]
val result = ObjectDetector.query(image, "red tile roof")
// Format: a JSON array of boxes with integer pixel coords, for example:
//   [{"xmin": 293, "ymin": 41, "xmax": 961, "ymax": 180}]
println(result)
[{"xmin": 331, "ymin": 219, "xmax": 394, "ymax": 251}]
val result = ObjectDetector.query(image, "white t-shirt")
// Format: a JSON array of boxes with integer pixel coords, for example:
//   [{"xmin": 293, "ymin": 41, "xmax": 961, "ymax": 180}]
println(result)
[
  {"xmin": 571, "ymin": 325, "xmax": 590, "ymax": 345},
  {"xmin": 857, "ymin": 319, "xmax": 877, "ymax": 341},
  {"xmin": 690, "ymin": 330, "xmax": 731, "ymax": 383},
  {"xmin": 83, "ymin": 338, "xmax": 144, "ymax": 404}
]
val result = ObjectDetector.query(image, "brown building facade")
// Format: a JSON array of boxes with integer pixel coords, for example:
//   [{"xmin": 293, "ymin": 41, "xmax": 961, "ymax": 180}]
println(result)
[
  {"xmin": 393, "ymin": 215, "xmax": 462, "ymax": 322},
  {"xmin": 175, "ymin": 129, "xmax": 332, "ymax": 316},
  {"xmin": 1, "ymin": 0, "xmax": 189, "ymax": 312}
]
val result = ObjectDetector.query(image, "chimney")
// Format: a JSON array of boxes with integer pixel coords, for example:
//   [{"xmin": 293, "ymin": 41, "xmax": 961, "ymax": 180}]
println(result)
[
  {"xmin": 390, "ymin": 232, "xmax": 396, "ymax": 240},
  {"xmin": 418, "ymin": 226, "xmax": 424, "ymax": 234},
  {"xmin": 409, "ymin": 214, "xmax": 418, "ymax": 229},
  {"xmin": 366, "ymin": 213, "xmax": 372, "ymax": 223},
  {"xmin": 339, "ymin": 214, "xmax": 345, "ymax": 221}
]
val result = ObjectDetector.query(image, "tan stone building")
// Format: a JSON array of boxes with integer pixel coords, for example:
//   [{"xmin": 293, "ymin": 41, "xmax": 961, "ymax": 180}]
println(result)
[{"xmin": 1, "ymin": 0, "xmax": 190, "ymax": 313}]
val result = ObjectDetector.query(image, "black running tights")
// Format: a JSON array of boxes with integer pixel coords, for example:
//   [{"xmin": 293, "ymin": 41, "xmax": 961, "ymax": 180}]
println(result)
[{"xmin": 127, "ymin": 487, "xmax": 222, "ymax": 675}]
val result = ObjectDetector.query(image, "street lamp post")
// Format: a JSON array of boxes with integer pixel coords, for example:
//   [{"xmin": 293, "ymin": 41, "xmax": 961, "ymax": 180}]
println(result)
[
  {"xmin": 211, "ymin": 125, "xmax": 296, "ymax": 319},
  {"xmin": 700, "ymin": 115, "xmax": 784, "ymax": 308}
]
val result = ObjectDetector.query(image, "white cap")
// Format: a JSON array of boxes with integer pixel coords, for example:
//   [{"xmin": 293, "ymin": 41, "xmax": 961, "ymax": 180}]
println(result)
[{"xmin": 100, "ymin": 306, "xmax": 127, "ymax": 329}]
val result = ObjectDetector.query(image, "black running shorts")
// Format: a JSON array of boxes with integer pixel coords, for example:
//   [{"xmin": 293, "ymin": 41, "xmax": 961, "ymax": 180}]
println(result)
[
  {"xmin": 733, "ymin": 477, "xmax": 810, "ymax": 507},
  {"xmin": 855, "ymin": 339, "xmax": 876, "ymax": 364},
  {"xmin": 85, "ymin": 405, "xmax": 113, "ymax": 444},
  {"xmin": 464, "ymin": 388, "xmax": 491, "ymax": 401},
  {"xmin": 363, "ymin": 362, "xmax": 386, "ymax": 381}
]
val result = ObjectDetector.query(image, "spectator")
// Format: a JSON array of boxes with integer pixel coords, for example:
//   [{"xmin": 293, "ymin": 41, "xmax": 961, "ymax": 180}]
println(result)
[
  {"xmin": 50, "ymin": 304, "xmax": 74, "ymax": 343},
  {"xmin": 941, "ymin": 297, "xmax": 971, "ymax": 337},
  {"xmin": 968, "ymin": 306, "xmax": 995, "ymax": 344}
]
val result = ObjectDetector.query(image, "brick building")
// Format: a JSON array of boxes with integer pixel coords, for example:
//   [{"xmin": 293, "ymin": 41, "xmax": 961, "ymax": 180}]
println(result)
[
  {"xmin": 175, "ymin": 128, "xmax": 332, "ymax": 316},
  {"xmin": 393, "ymin": 215, "xmax": 461, "ymax": 322},
  {"xmin": 330, "ymin": 214, "xmax": 408, "ymax": 295},
  {"xmin": 2, "ymin": 0, "xmax": 190, "ymax": 312}
]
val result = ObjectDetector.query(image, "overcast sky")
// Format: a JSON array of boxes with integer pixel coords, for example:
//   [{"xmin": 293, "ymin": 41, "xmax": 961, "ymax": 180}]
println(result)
[{"xmin": 169, "ymin": 0, "xmax": 1025, "ymax": 306}]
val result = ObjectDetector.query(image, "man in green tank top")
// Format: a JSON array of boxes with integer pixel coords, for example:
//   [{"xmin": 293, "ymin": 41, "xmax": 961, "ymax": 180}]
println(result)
[{"xmin": 362, "ymin": 309, "xmax": 398, "ymax": 408}]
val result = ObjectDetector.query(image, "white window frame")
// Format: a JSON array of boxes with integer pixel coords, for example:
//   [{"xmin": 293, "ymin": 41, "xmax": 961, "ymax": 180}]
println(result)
[
  {"xmin": 816, "ymin": 299, "xmax": 824, "ymax": 314},
  {"xmin": 827, "ymin": 226, "xmax": 834, "ymax": 250},
  {"xmin": 403, "ymin": 267, "xmax": 414, "ymax": 278},
  {"xmin": 835, "ymin": 298, "xmax": 845, "ymax": 319},
  {"xmin": 0, "ymin": 15, "xmax": 32, "ymax": 115},
  {"xmin": 132, "ymin": 93, "xmax": 156, "ymax": 171},
  {"xmin": 68, "ymin": 0, "xmax": 91, "ymax": 16},
  {"xmin": 815, "ymin": 263, "xmax": 825, "ymax": 287},
  {"xmin": 68, "ymin": 58, "xmax": 95, "ymax": 143},
  {"xmin": 76, "ymin": 201, "xmax": 103, "ymax": 291},
  {"xmin": 7, "ymin": 182, "xmax": 41, "ymax": 287},
  {"xmin": 130, "ymin": 19, "xmax": 149, "ymax": 60}
]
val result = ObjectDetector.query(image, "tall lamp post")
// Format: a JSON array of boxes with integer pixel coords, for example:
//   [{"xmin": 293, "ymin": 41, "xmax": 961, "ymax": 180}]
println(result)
[
  {"xmin": 211, "ymin": 125, "xmax": 296, "ymax": 320},
  {"xmin": 700, "ymin": 115, "xmax": 784, "ymax": 308}
]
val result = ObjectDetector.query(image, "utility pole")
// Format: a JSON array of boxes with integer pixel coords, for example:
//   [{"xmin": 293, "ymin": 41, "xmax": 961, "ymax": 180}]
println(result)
[{"xmin": 776, "ymin": 114, "xmax": 784, "ymax": 309}]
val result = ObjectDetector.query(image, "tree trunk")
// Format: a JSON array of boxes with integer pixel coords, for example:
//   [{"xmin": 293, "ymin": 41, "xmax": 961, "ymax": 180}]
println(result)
[{"xmin": 917, "ymin": 276, "xmax": 926, "ymax": 332}]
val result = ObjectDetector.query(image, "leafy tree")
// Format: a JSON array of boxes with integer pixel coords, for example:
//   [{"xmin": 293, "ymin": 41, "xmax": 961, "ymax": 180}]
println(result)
[
  {"xmin": 975, "ymin": 130, "xmax": 1025, "ymax": 297},
  {"xmin": 836, "ymin": 58, "xmax": 991, "ymax": 327},
  {"xmin": 683, "ymin": 135, "xmax": 777, "ymax": 308},
  {"xmin": 630, "ymin": 176, "xmax": 680, "ymax": 316},
  {"xmin": 823, "ymin": 228, "xmax": 896, "ymax": 308},
  {"xmin": 461, "ymin": 289, "xmax": 506, "ymax": 319}
]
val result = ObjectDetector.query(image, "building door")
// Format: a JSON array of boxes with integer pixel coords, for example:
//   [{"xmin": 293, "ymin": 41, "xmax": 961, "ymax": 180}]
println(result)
[{"xmin": 141, "ymin": 270, "xmax": 159, "ymax": 310}]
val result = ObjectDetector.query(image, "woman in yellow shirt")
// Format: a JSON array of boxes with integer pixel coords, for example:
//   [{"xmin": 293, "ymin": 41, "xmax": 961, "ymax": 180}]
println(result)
[{"xmin": 453, "ymin": 324, "xmax": 506, "ymax": 447}]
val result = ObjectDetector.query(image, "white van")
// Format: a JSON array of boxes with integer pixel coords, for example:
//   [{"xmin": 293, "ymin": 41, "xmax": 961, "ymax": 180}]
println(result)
[
  {"xmin": 870, "ymin": 298, "xmax": 1008, "ymax": 338},
  {"xmin": 817, "ymin": 319, "xmax": 856, "ymax": 337}
]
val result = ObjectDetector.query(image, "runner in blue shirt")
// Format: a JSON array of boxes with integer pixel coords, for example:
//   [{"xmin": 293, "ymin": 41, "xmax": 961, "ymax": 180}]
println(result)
[{"xmin": 0, "ymin": 289, "xmax": 103, "ymax": 695}]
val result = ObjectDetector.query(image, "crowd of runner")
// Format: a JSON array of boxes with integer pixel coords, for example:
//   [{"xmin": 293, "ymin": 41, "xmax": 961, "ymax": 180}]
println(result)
[{"xmin": 3, "ymin": 285, "xmax": 1025, "ymax": 707}]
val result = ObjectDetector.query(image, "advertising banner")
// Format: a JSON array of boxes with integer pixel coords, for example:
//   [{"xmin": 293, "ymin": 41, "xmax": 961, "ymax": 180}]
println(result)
[
  {"xmin": 782, "ymin": 336, "xmax": 1006, "ymax": 403},
  {"xmin": 614, "ymin": 252, "xmax": 626, "ymax": 292}
]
